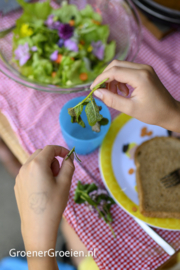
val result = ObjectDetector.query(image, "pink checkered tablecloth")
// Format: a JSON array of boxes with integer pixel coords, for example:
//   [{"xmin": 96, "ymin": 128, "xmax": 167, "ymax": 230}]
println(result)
[{"xmin": 1, "ymin": 9, "xmax": 180, "ymax": 270}]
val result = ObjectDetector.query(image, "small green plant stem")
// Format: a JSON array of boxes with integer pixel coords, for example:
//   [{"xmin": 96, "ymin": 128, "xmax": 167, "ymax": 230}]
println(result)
[
  {"xmin": 65, "ymin": 147, "xmax": 81, "ymax": 162},
  {"xmin": 70, "ymin": 78, "xmax": 109, "ymax": 111},
  {"xmin": 65, "ymin": 147, "xmax": 75, "ymax": 160},
  {"xmin": 79, "ymin": 191, "xmax": 96, "ymax": 206},
  {"xmin": 107, "ymin": 222, "xmax": 116, "ymax": 238},
  {"xmin": 74, "ymin": 152, "xmax": 82, "ymax": 162},
  {"xmin": 94, "ymin": 205, "xmax": 115, "ymax": 238}
]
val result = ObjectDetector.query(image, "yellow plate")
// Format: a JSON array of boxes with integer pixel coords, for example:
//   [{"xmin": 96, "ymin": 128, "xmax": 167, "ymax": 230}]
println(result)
[{"xmin": 99, "ymin": 113, "xmax": 180, "ymax": 230}]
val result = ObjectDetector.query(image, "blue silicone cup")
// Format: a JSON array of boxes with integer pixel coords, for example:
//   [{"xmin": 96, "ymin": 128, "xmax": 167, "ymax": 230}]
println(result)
[{"xmin": 59, "ymin": 96, "xmax": 111, "ymax": 155}]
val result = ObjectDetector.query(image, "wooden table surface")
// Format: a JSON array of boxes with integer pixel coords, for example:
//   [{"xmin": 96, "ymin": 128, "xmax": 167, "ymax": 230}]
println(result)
[{"xmin": 0, "ymin": 111, "xmax": 29, "ymax": 164}]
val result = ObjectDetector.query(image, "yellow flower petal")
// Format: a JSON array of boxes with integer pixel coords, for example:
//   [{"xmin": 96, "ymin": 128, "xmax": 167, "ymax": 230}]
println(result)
[
  {"xmin": 87, "ymin": 45, "xmax": 93, "ymax": 52},
  {"xmin": 21, "ymin": 23, "xmax": 33, "ymax": 37}
]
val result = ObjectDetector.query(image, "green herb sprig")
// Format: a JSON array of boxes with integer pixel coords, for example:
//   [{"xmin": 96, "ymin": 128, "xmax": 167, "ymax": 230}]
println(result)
[
  {"xmin": 74, "ymin": 180, "xmax": 116, "ymax": 237},
  {"xmin": 68, "ymin": 78, "xmax": 109, "ymax": 132},
  {"xmin": 65, "ymin": 147, "xmax": 81, "ymax": 162}
]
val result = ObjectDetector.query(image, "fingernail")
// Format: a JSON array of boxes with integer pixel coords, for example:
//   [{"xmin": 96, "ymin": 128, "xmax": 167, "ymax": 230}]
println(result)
[{"xmin": 94, "ymin": 90, "xmax": 103, "ymax": 99}]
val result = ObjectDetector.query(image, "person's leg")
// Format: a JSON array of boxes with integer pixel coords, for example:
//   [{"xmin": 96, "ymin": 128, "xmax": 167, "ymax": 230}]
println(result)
[
  {"xmin": 61, "ymin": 219, "xmax": 99, "ymax": 270},
  {"xmin": 61, "ymin": 218, "xmax": 88, "ymax": 267}
]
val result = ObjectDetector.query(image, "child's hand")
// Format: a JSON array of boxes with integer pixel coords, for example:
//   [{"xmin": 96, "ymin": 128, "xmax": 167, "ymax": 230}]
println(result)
[
  {"xmin": 91, "ymin": 61, "xmax": 180, "ymax": 132},
  {"xmin": 14, "ymin": 145, "xmax": 75, "ymax": 253}
]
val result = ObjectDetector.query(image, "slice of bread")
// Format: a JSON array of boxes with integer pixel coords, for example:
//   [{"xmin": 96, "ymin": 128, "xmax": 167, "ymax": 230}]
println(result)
[{"xmin": 135, "ymin": 137, "xmax": 180, "ymax": 219}]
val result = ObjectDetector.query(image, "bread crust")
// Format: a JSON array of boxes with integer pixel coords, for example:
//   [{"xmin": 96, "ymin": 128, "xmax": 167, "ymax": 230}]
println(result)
[{"xmin": 134, "ymin": 136, "xmax": 180, "ymax": 219}]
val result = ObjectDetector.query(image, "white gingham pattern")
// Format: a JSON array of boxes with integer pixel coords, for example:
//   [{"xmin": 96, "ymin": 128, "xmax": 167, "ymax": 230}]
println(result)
[{"xmin": 1, "ymin": 11, "xmax": 180, "ymax": 270}]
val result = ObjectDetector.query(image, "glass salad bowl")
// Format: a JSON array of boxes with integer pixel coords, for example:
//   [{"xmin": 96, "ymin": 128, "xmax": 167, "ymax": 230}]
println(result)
[{"xmin": 0, "ymin": 0, "xmax": 141, "ymax": 94}]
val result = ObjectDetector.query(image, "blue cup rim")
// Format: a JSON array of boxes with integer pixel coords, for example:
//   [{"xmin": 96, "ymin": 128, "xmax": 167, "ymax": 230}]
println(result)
[{"xmin": 60, "ymin": 96, "xmax": 111, "ymax": 143}]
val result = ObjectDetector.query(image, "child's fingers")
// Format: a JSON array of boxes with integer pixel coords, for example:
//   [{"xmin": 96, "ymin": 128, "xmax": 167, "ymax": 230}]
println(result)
[
  {"xmin": 24, "ymin": 149, "xmax": 42, "ymax": 165},
  {"xmin": 54, "ymin": 158, "xmax": 75, "ymax": 213},
  {"xmin": 56, "ymin": 157, "xmax": 75, "ymax": 190},
  {"xmin": 107, "ymin": 81, "xmax": 129, "ymax": 96},
  {"xmin": 117, "ymin": 82, "xmax": 129, "ymax": 97},
  {"xmin": 51, "ymin": 158, "xmax": 60, "ymax": 177},
  {"xmin": 108, "ymin": 80, "xmax": 118, "ymax": 94},
  {"xmin": 35, "ymin": 145, "xmax": 69, "ymax": 168},
  {"xmin": 103, "ymin": 60, "xmax": 148, "ymax": 73},
  {"xmin": 90, "ymin": 67, "xmax": 140, "ymax": 90},
  {"xmin": 94, "ymin": 88, "xmax": 132, "ymax": 113}
]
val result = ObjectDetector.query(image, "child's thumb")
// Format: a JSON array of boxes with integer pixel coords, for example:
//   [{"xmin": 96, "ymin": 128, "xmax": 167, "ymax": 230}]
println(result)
[
  {"xmin": 94, "ymin": 88, "xmax": 130, "ymax": 113},
  {"xmin": 56, "ymin": 156, "xmax": 75, "ymax": 192}
]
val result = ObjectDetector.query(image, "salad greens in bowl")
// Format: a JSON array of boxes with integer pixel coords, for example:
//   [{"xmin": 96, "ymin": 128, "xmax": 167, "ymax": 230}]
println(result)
[{"xmin": 0, "ymin": 0, "xmax": 141, "ymax": 93}]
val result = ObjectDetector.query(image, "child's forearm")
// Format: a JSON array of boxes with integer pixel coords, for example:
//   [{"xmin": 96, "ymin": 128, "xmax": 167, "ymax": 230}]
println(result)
[
  {"xmin": 27, "ymin": 256, "xmax": 59, "ymax": 270},
  {"xmin": 24, "ymin": 239, "xmax": 59, "ymax": 270}
]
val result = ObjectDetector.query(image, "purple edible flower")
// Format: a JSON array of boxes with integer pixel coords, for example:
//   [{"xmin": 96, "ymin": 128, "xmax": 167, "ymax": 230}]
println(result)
[
  {"xmin": 50, "ymin": 50, "xmax": 58, "ymax": 61},
  {"xmin": 64, "ymin": 39, "xmax": 78, "ymax": 52},
  {"xmin": 53, "ymin": 21, "xmax": 61, "ymax": 30},
  {"xmin": 85, "ymin": 188, "xmax": 109, "ymax": 215},
  {"xmin": 91, "ymin": 41, "xmax": 105, "ymax": 60},
  {"xmin": 58, "ymin": 24, "xmax": 74, "ymax": 40},
  {"xmin": 58, "ymin": 39, "xmax": 64, "ymax": 48},
  {"xmin": 45, "ymin": 15, "xmax": 61, "ymax": 30},
  {"xmin": 45, "ymin": 15, "xmax": 54, "ymax": 28},
  {"xmin": 31, "ymin": 46, "xmax": 37, "ymax": 52},
  {"xmin": 14, "ymin": 43, "xmax": 31, "ymax": 66}
]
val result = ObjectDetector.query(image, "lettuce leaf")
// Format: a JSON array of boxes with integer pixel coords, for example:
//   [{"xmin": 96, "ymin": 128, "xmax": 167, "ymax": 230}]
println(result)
[
  {"xmin": 81, "ymin": 24, "xmax": 109, "ymax": 43},
  {"xmin": 104, "ymin": 40, "xmax": 116, "ymax": 62},
  {"xmin": 16, "ymin": 0, "xmax": 52, "ymax": 20},
  {"xmin": 80, "ymin": 5, "xmax": 102, "ymax": 22},
  {"xmin": 52, "ymin": 3, "xmax": 82, "ymax": 24}
]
